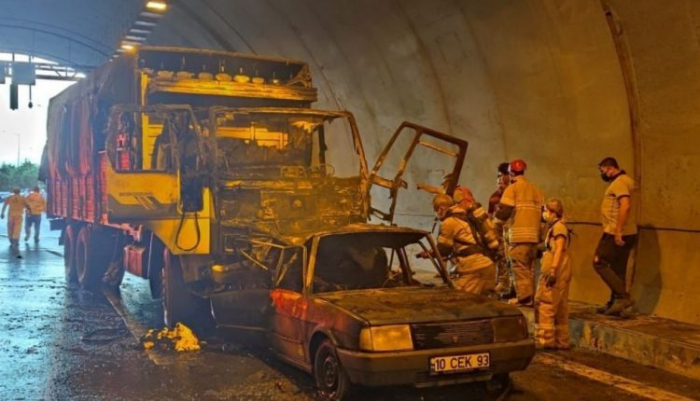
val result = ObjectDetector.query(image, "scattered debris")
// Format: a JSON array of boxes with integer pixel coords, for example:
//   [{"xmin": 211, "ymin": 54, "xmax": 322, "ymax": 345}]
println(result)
[{"xmin": 139, "ymin": 323, "xmax": 201, "ymax": 352}]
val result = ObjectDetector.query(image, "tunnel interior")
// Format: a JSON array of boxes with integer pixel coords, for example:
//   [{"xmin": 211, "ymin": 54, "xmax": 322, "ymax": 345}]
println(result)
[{"xmin": 2, "ymin": 0, "xmax": 700, "ymax": 324}]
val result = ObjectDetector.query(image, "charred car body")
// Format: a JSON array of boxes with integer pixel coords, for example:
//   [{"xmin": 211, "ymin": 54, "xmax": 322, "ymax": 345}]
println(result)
[{"xmin": 42, "ymin": 47, "xmax": 533, "ymax": 398}]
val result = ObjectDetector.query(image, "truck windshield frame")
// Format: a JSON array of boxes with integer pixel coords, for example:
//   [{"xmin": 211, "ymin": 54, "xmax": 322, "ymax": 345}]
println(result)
[{"xmin": 209, "ymin": 107, "xmax": 369, "ymax": 181}]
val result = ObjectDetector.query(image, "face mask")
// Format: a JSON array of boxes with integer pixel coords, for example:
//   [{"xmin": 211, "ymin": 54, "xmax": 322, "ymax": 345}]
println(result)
[
  {"xmin": 542, "ymin": 210, "xmax": 555, "ymax": 223},
  {"xmin": 600, "ymin": 172, "xmax": 612, "ymax": 182}
]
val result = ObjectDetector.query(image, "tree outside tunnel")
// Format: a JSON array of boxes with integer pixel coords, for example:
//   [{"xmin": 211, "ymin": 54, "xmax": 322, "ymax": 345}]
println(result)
[{"xmin": 0, "ymin": 161, "xmax": 41, "ymax": 192}]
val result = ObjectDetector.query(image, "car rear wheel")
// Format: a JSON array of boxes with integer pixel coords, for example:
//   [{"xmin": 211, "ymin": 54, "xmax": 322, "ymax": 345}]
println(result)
[{"xmin": 314, "ymin": 340, "xmax": 351, "ymax": 401}]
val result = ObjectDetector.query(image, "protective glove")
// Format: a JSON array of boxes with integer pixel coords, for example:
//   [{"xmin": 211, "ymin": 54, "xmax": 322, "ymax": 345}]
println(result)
[{"xmin": 543, "ymin": 270, "xmax": 557, "ymax": 288}]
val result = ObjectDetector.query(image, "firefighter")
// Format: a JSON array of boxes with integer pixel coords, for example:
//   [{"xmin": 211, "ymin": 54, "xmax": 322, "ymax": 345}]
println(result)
[
  {"xmin": 535, "ymin": 198, "xmax": 571, "ymax": 350},
  {"xmin": 493, "ymin": 159, "xmax": 544, "ymax": 305},
  {"xmin": 25, "ymin": 186, "xmax": 46, "ymax": 243},
  {"xmin": 594, "ymin": 157, "xmax": 637, "ymax": 316},
  {"xmin": 419, "ymin": 194, "xmax": 496, "ymax": 296},
  {"xmin": 1, "ymin": 188, "xmax": 28, "ymax": 249},
  {"xmin": 490, "ymin": 162, "xmax": 513, "ymax": 297}
]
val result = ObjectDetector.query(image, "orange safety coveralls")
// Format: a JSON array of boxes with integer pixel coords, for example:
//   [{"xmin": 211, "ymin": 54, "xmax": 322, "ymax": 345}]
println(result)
[
  {"xmin": 3, "ymin": 194, "xmax": 27, "ymax": 242},
  {"xmin": 535, "ymin": 220, "xmax": 571, "ymax": 349}
]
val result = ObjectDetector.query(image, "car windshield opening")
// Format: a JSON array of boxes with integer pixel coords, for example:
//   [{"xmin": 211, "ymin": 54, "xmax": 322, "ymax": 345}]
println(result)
[{"xmin": 312, "ymin": 232, "xmax": 446, "ymax": 293}]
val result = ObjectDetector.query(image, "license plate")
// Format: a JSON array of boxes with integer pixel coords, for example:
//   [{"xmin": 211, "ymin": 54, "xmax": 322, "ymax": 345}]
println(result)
[{"xmin": 429, "ymin": 352, "xmax": 490, "ymax": 374}]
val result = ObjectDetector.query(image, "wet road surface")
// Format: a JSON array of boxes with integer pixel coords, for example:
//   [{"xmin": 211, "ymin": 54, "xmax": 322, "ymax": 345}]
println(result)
[{"xmin": 2, "ymin": 219, "xmax": 700, "ymax": 400}]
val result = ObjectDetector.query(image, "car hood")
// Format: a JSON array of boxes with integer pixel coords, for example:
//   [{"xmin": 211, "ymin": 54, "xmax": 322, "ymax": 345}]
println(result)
[{"xmin": 314, "ymin": 287, "xmax": 522, "ymax": 326}]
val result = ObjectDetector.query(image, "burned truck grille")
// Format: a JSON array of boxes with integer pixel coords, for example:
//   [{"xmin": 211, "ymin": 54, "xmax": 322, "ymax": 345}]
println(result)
[{"xmin": 411, "ymin": 320, "xmax": 493, "ymax": 350}]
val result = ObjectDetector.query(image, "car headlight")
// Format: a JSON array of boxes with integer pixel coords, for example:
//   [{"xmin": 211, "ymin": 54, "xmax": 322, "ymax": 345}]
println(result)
[
  {"xmin": 492, "ymin": 316, "xmax": 529, "ymax": 342},
  {"xmin": 359, "ymin": 325, "xmax": 413, "ymax": 352}
]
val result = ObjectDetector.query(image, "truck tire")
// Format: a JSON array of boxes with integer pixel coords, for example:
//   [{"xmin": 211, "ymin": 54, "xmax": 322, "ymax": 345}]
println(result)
[
  {"xmin": 75, "ymin": 226, "xmax": 112, "ymax": 290},
  {"xmin": 148, "ymin": 237, "xmax": 165, "ymax": 300},
  {"xmin": 162, "ymin": 250, "xmax": 211, "ymax": 329},
  {"xmin": 64, "ymin": 225, "xmax": 78, "ymax": 283}
]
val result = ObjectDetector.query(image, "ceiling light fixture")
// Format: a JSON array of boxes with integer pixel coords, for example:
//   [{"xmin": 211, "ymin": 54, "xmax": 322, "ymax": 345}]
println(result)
[{"xmin": 146, "ymin": 1, "xmax": 168, "ymax": 12}]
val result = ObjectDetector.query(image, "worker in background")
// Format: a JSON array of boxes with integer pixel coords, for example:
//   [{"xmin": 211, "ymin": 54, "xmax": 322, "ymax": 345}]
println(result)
[
  {"xmin": 594, "ymin": 157, "xmax": 637, "ymax": 316},
  {"xmin": 419, "ymin": 194, "xmax": 496, "ymax": 296},
  {"xmin": 493, "ymin": 159, "xmax": 544, "ymax": 306},
  {"xmin": 25, "ymin": 186, "xmax": 46, "ymax": 243},
  {"xmin": 488, "ymin": 163, "xmax": 511, "ymax": 215},
  {"xmin": 1, "ymin": 188, "xmax": 28, "ymax": 249},
  {"xmin": 535, "ymin": 198, "xmax": 572, "ymax": 350},
  {"xmin": 489, "ymin": 162, "xmax": 513, "ymax": 297}
]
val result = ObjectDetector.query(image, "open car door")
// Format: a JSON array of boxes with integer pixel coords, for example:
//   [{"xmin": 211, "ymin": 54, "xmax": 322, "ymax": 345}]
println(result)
[{"xmin": 368, "ymin": 122, "xmax": 468, "ymax": 225}]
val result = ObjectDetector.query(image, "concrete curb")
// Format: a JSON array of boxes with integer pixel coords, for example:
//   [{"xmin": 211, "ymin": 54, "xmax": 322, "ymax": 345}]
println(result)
[{"xmin": 520, "ymin": 303, "xmax": 700, "ymax": 381}]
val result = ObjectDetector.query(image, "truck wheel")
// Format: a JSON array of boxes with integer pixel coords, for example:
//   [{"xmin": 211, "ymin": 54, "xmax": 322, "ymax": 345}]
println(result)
[
  {"xmin": 314, "ymin": 340, "xmax": 352, "ymax": 401},
  {"xmin": 162, "ymin": 250, "xmax": 210, "ymax": 329},
  {"xmin": 64, "ymin": 225, "xmax": 78, "ymax": 283},
  {"xmin": 75, "ymin": 227, "xmax": 112, "ymax": 290},
  {"xmin": 148, "ymin": 237, "xmax": 165, "ymax": 299}
]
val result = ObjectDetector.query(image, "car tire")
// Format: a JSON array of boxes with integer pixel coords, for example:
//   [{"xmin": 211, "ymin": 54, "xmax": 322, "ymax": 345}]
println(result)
[
  {"xmin": 485, "ymin": 373, "xmax": 512, "ymax": 399},
  {"xmin": 314, "ymin": 339, "xmax": 352, "ymax": 401}
]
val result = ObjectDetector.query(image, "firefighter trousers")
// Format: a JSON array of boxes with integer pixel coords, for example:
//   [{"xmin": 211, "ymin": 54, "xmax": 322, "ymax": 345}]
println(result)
[
  {"xmin": 535, "ymin": 253, "xmax": 571, "ymax": 349},
  {"xmin": 495, "ymin": 240, "xmax": 511, "ymax": 291},
  {"xmin": 453, "ymin": 264, "xmax": 496, "ymax": 297},
  {"xmin": 508, "ymin": 243, "xmax": 538, "ymax": 302}
]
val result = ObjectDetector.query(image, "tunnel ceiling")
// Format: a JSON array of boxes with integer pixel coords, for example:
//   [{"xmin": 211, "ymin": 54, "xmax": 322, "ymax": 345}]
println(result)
[
  {"xmin": 3, "ymin": 0, "xmax": 699, "ymax": 234},
  {"xmin": 0, "ymin": 0, "xmax": 145, "ymax": 67}
]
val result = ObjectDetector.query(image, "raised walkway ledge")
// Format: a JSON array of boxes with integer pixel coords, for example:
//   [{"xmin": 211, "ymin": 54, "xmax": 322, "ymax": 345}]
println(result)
[{"xmin": 520, "ymin": 302, "xmax": 700, "ymax": 381}]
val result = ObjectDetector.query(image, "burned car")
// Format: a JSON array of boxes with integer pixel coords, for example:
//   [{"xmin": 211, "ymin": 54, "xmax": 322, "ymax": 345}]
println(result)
[{"xmin": 211, "ymin": 224, "xmax": 533, "ymax": 400}]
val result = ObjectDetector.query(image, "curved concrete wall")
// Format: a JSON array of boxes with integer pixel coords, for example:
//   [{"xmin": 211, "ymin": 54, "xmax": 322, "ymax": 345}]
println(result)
[
  {"xmin": 607, "ymin": 0, "xmax": 700, "ymax": 323},
  {"xmin": 147, "ymin": 0, "xmax": 700, "ymax": 324}
]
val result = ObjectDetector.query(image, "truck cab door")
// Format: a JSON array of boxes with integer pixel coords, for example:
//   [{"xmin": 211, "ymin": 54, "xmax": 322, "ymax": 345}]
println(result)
[
  {"xmin": 105, "ymin": 105, "xmax": 209, "ymax": 253},
  {"xmin": 104, "ymin": 105, "xmax": 206, "ymax": 221},
  {"xmin": 368, "ymin": 122, "xmax": 468, "ymax": 225}
]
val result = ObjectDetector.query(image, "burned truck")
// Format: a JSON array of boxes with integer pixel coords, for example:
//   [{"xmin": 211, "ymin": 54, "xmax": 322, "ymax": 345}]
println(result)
[{"xmin": 43, "ymin": 47, "xmax": 533, "ymax": 398}]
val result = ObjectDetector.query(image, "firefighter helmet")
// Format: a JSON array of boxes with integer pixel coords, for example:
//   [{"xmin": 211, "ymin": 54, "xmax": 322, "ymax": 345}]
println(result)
[{"xmin": 509, "ymin": 159, "xmax": 527, "ymax": 174}]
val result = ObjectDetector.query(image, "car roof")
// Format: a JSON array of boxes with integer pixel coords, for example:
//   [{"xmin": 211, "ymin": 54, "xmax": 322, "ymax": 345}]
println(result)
[{"xmin": 313, "ymin": 223, "xmax": 430, "ymax": 238}]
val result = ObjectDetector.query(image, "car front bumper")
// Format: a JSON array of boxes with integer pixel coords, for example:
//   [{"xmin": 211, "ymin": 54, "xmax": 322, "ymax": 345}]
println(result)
[{"xmin": 336, "ymin": 339, "xmax": 535, "ymax": 388}]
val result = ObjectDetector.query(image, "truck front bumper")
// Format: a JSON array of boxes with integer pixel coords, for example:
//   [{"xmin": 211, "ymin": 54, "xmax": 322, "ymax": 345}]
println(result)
[{"xmin": 336, "ymin": 339, "xmax": 534, "ymax": 388}]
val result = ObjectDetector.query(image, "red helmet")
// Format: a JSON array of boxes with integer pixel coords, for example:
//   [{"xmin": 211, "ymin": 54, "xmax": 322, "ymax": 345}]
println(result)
[{"xmin": 509, "ymin": 159, "xmax": 527, "ymax": 174}]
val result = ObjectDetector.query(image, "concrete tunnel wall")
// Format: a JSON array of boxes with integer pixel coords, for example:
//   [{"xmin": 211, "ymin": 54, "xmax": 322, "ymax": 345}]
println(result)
[{"xmin": 146, "ymin": 0, "xmax": 700, "ymax": 324}]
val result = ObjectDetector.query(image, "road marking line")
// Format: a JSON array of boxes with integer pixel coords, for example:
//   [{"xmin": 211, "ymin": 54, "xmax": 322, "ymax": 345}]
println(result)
[
  {"xmin": 103, "ymin": 289, "xmax": 175, "ymax": 366},
  {"xmin": 537, "ymin": 353, "xmax": 696, "ymax": 401}
]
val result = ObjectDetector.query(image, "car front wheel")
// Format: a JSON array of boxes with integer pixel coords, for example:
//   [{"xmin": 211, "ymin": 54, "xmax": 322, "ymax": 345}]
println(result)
[{"xmin": 314, "ymin": 340, "xmax": 351, "ymax": 401}]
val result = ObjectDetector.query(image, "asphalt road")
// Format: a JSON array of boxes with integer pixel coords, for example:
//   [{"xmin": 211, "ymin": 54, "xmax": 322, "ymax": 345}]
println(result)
[{"xmin": 1, "ymin": 217, "xmax": 699, "ymax": 401}]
